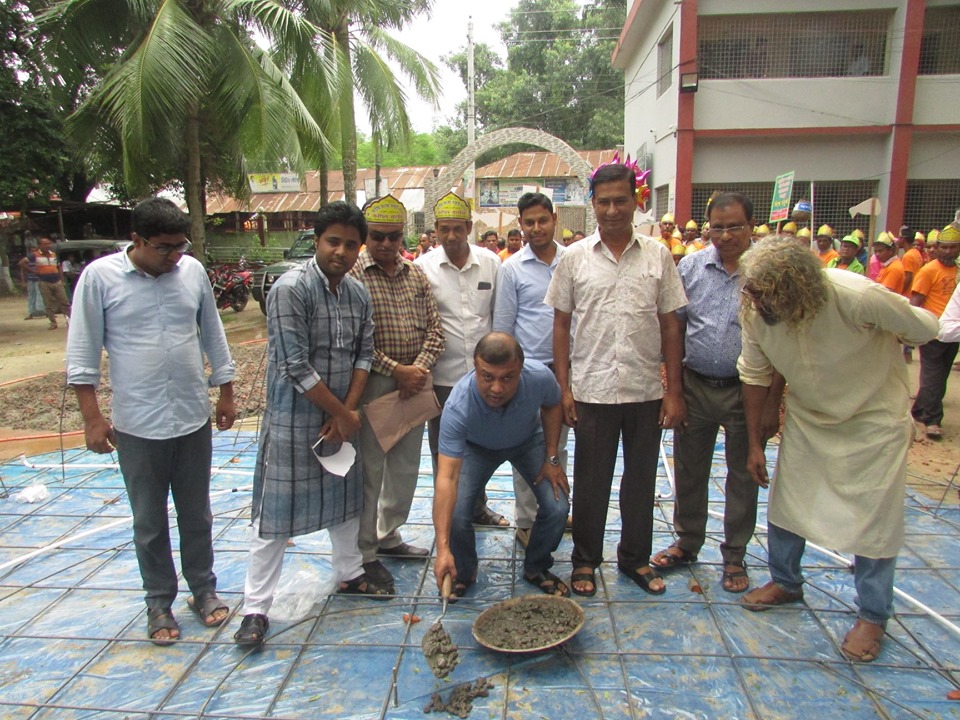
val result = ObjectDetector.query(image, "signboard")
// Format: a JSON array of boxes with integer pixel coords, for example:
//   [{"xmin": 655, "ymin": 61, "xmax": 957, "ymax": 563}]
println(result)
[
  {"xmin": 248, "ymin": 173, "xmax": 303, "ymax": 194},
  {"xmin": 477, "ymin": 178, "xmax": 585, "ymax": 208},
  {"xmin": 769, "ymin": 171, "xmax": 795, "ymax": 223}
]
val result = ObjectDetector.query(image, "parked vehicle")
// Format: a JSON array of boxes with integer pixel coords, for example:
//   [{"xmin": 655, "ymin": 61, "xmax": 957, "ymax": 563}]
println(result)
[
  {"xmin": 208, "ymin": 261, "xmax": 253, "ymax": 312},
  {"xmin": 251, "ymin": 231, "xmax": 315, "ymax": 315}
]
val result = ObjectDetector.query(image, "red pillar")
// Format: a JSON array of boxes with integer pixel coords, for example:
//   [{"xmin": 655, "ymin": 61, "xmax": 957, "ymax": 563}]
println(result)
[
  {"xmin": 674, "ymin": 0, "xmax": 698, "ymax": 223},
  {"xmin": 887, "ymin": 0, "xmax": 925, "ymax": 230}
]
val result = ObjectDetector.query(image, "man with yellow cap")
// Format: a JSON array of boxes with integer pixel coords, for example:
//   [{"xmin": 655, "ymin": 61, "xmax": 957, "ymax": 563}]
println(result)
[
  {"xmin": 416, "ymin": 191, "xmax": 507, "ymax": 530},
  {"xmin": 561, "ymin": 228, "xmax": 574, "ymax": 246},
  {"xmin": 910, "ymin": 223, "xmax": 960, "ymax": 439},
  {"xmin": 350, "ymin": 195, "xmax": 445, "ymax": 591},
  {"xmin": 781, "ymin": 221, "xmax": 798, "ymax": 237},
  {"xmin": 827, "ymin": 235, "xmax": 866, "ymax": 275},
  {"xmin": 873, "ymin": 232, "xmax": 906, "ymax": 293},
  {"xmin": 795, "ymin": 226, "xmax": 812, "ymax": 250},
  {"xmin": 815, "ymin": 225, "xmax": 839, "ymax": 266},
  {"xmin": 682, "ymin": 219, "xmax": 699, "ymax": 247},
  {"xmin": 659, "ymin": 213, "xmax": 676, "ymax": 250}
]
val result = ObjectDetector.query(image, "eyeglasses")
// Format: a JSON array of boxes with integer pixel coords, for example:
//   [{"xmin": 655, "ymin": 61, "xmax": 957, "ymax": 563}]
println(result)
[
  {"xmin": 141, "ymin": 237, "xmax": 192, "ymax": 256},
  {"xmin": 710, "ymin": 225, "xmax": 749, "ymax": 238}
]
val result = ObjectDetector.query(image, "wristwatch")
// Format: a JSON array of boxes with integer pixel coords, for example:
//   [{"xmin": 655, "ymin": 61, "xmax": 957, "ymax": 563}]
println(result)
[{"xmin": 547, "ymin": 455, "xmax": 561, "ymax": 466}]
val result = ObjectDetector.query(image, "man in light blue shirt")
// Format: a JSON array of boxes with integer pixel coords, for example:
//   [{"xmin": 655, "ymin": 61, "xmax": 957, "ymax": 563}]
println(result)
[
  {"xmin": 432, "ymin": 332, "xmax": 569, "ymax": 599},
  {"xmin": 652, "ymin": 192, "xmax": 779, "ymax": 593},
  {"xmin": 67, "ymin": 197, "xmax": 236, "ymax": 645},
  {"xmin": 493, "ymin": 191, "xmax": 569, "ymax": 548}
]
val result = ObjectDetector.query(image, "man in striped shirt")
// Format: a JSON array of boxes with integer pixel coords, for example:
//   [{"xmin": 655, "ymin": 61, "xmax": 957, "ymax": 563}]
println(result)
[{"xmin": 23, "ymin": 237, "xmax": 71, "ymax": 329}]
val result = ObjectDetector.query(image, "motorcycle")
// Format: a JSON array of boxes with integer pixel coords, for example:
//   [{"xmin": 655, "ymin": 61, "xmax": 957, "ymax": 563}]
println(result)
[{"xmin": 208, "ymin": 262, "xmax": 252, "ymax": 312}]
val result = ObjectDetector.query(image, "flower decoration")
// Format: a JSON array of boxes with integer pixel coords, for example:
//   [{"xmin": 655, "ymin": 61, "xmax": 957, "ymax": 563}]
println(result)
[{"xmin": 589, "ymin": 152, "xmax": 652, "ymax": 211}]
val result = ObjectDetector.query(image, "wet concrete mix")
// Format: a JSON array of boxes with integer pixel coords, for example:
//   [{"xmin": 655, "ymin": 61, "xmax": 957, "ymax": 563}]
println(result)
[
  {"xmin": 473, "ymin": 596, "xmax": 581, "ymax": 651},
  {"xmin": 423, "ymin": 677, "xmax": 494, "ymax": 718},
  {"xmin": 421, "ymin": 621, "xmax": 460, "ymax": 679}
]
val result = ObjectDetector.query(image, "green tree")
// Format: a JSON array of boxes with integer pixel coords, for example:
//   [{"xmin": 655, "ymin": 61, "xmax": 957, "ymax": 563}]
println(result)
[
  {"xmin": 297, "ymin": 0, "xmax": 441, "ymax": 205},
  {"xmin": 0, "ymin": 1, "xmax": 68, "ymax": 211},
  {"xmin": 444, "ymin": 0, "xmax": 625, "ymax": 153},
  {"xmin": 37, "ymin": 0, "xmax": 337, "ymax": 261}
]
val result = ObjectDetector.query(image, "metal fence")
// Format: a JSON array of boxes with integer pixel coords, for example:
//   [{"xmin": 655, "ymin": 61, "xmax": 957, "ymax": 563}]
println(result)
[
  {"xmin": 699, "ymin": 10, "xmax": 892, "ymax": 79},
  {"xmin": 691, "ymin": 180, "xmax": 880, "ymax": 236},
  {"xmin": 904, "ymin": 179, "xmax": 960, "ymax": 235}
]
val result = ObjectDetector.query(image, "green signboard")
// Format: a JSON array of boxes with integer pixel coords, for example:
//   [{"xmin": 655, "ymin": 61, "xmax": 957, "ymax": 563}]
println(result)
[{"xmin": 769, "ymin": 171, "xmax": 795, "ymax": 224}]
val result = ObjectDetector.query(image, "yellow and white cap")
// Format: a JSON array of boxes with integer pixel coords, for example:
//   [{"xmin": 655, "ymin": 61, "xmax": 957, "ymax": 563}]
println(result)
[
  {"xmin": 852, "ymin": 228, "xmax": 866, "ymax": 241},
  {"xmin": 661, "ymin": 213, "xmax": 675, "ymax": 224},
  {"xmin": 928, "ymin": 228, "xmax": 940, "ymax": 243},
  {"xmin": 938, "ymin": 224, "xmax": 960, "ymax": 245},
  {"xmin": 756, "ymin": 224, "xmax": 770, "ymax": 236},
  {"xmin": 797, "ymin": 227, "xmax": 812, "ymax": 239},
  {"xmin": 363, "ymin": 194, "xmax": 406, "ymax": 225},
  {"xmin": 685, "ymin": 219, "xmax": 698, "ymax": 230},
  {"xmin": 434, "ymin": 191, "xmax": 471, "ymax": 221},
  {"xmin": 816, "ymin": 224, "xmax": 834, "ymax": 238},
  {"xmin": 874, "ymin": 231, "xmax": 896, "ymax": 248},
  {"xmin": 782, "ymin": 221, "xmax": 798, "ymax": 234}
]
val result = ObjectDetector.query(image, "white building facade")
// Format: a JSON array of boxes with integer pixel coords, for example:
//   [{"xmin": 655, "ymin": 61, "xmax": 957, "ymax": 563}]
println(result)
[{"xmin": 613, "ymin": 0, "xmax": 960, "ymax": 235}]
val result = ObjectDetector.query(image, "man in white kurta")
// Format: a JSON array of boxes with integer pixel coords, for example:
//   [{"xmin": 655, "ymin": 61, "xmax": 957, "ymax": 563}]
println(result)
[{"xmin": 736, "ymin": 237, "xmax": 938, "ymax": 663}]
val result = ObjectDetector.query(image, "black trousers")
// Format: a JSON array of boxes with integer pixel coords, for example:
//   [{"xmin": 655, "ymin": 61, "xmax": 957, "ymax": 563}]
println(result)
[
  {"xmin": 571, "ymin": 400, "xmax": 661, "ymax": 570},
  {"xmin": 912, "ymin": 340, "xmax": 959, "ymax": 426}
]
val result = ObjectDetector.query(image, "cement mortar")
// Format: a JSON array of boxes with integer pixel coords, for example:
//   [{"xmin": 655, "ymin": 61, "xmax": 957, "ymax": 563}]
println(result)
[
  {"xmin": 423, "ymin": 677, "xmax": 494, "ymax": 718},
  {"xmin": 421, "ymin": 621, "xmax": 459, "ymax": 679},
  {"xmin": 473, "ymin": 595, "xmax": 581, "ymax": 652}
]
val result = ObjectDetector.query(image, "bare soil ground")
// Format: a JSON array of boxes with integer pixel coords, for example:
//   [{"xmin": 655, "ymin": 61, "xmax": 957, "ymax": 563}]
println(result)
[{"xmin": 0, "ymin": 293, "xmax": 957, "ymax": 505}]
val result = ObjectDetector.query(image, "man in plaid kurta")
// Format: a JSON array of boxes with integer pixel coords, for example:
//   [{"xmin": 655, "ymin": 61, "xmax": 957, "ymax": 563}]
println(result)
[{"xmin": 235, "ymin": 202, "xmax": 386, "ymax": 648}]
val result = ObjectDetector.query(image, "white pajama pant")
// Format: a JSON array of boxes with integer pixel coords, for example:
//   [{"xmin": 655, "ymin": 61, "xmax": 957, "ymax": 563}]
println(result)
[{"xmin": 241, "ymin": 516, "xmax": 363, "ymax": 616}]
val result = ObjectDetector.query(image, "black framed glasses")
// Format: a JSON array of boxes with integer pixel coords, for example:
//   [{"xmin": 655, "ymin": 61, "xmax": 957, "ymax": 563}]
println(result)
[{"xmin": 142, "ymin": 238, "xmax": 193, "ymax": 256}]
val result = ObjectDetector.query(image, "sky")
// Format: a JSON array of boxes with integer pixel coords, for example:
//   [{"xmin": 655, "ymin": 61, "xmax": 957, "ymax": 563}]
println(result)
[{"xmin": 360, "ymin": 1, "xmax": 523, "ymax": 134}]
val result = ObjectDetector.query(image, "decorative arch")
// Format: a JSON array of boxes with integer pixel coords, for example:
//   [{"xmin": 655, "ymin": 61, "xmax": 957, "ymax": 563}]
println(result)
[{"xmin": 423, "ymin": 127, "xmax": 596, "ymax": 229}]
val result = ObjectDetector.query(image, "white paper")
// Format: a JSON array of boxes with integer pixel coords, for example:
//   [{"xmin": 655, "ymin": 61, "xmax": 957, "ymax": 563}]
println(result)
[{"xmin": 318, "ymin": 441, "xmax": 356, "ymax": 477}]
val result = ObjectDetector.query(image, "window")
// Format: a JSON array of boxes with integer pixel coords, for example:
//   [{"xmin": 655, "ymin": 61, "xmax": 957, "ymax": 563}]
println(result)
[
  {"xmin": 657, "ymin": 28, "xmax": 673, "ymax": 97},
  {"xmin": 655, "ymin": 184, "xmax": 670, "ymax": 220},
  {"xmin": 698, "ymin": 11, "xmax": 891, "ymax": 80},
  {"xmin": 904, "ymin": 180, "xmax": 960, "ymax": 234},
  {"xmin": 919, "ymin": 7, "xmax": 960, "ymax": 75}
]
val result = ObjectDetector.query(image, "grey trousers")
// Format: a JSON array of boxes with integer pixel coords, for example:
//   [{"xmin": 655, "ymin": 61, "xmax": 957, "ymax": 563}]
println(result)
[
  {"xmin": 358, "ymin": 372, "xmax": 426, "ymax": 562},
  {"xmin": 115, "ymin": 423, "xmax": 217, "ymax": 610},
  {"xmin": 672, "ymin": 369, "xmax": 757, "ymax": 565}
]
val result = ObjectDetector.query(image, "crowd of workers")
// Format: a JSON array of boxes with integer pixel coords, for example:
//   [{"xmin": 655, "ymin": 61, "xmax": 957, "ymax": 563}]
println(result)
[{"xmin": 59, "ymin": 156, "xmax": 958, "ymax": 665}]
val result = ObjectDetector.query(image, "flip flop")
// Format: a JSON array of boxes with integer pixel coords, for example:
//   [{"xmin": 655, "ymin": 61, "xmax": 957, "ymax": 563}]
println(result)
[{"xmin": 721, "ymin": 562, "xmax": 749, "ymax": 594}]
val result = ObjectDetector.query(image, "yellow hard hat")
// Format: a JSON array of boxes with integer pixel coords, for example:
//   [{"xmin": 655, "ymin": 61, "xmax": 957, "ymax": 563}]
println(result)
[
  {"xmin": 782, "ymin": 221, "xmax": 798, "ymax": 234},
  {"xmin": 816, "ymin": 224, "xmax": 834, "ymax": 238},
  {"xmin": 797, "ymin": 227, "xmax": 812, "ymax": 239}
]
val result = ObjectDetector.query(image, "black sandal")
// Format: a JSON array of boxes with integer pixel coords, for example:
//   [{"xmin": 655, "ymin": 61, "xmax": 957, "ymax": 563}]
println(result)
[
  {"xmin": 234, "ymin": 613, "xmax": 269, "ymax": 648},
  {"xmin": 651, "ymin": 544, "xmax": 698, "ymax": 570},
  {"xmin": 524, "ymin": 570, "xmax": 570, "ymax": 597},
  {"xmin": 337, "ymin": 572, "xmax": 393, "ymax": 600},
  {"xmin": 147, "ymin": 607, "xmax": 180, "ymax": 646},
  {"xmin": 570, "ymin": 570, "xmax": 597, "ymax": 597},
  {"xmin": 618, "ymin": 564, "xmax": 666, "ymax": 595},
  {"xmin": 187, "ymin": 591, "xmax": 230, "ymax": 627}
]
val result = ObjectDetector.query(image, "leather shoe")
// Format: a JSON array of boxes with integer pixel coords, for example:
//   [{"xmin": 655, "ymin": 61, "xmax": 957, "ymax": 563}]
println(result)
[
  {"xmin": 362, "ymin": 559, "xmax": 395, "ymax": 587},
  {"xmin": 377, "ymin": 542, "xmax": 429, "ymax": 558},
  {"xmin": 742, "ymin": 580, "xmax": 804, "ymax": 611}
]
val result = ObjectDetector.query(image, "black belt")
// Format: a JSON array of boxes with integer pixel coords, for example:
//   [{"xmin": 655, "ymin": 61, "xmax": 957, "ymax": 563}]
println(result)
[{"xmin": 685, "ymin": 367, "xmax": 740, "ymax": 389}]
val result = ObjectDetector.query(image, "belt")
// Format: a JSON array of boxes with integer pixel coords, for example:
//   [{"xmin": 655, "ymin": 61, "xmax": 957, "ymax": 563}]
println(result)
[{"xmin": 685, "ymin": 367, "xmax": 740, "ymax": 389}]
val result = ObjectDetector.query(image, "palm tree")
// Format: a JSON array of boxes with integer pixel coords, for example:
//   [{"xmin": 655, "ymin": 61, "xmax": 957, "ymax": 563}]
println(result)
[
  {"xmin": 37, "ymin": 0, "xmax": 338, "ymax": 260},
  {"xmin": 296, "ymin": 0, "xmax": 441, "ymax": 204}
]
